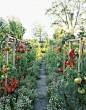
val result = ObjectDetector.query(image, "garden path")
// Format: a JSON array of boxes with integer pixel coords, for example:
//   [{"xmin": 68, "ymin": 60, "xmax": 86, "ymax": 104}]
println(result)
[{"xmin": 33, "ymin": 58, "xmax": 49, "ymax": 110}]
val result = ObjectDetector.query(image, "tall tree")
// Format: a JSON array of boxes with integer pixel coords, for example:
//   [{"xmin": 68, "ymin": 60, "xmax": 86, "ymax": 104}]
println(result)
[
  {"xmin": 42, "ymin": 31, "xmax": 49, "ymax": 42},
  {"xmin": 8, "ymin": 16, "xmax": 26, "ymax": 39},
  {"xmin": 45, "ymin": 0, "xmax": 86, "ymax": 36},
  {"xmin": 32, "ymin": 22, "xmax": 44, "ymax": 41},
  {"xmin": 0, "ymin": 16, "xmax": 26, "ymax": 40},
  {"xmin": 0, "ymin": 17, "xmax": 8, "ymax": 40}
]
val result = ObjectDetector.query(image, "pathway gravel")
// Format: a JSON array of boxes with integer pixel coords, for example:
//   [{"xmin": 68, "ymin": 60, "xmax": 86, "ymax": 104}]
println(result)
[{"xmin": 33, "ymin": 59, "xmax": 49, "ymax": 110}]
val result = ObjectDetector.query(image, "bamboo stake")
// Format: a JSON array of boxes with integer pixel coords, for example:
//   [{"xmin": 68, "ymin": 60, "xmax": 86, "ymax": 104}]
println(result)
[
  {"xmin": 78, "ymin": 39, "xmax": 82, "ymax": 77},
  {"xmin": 19, "ymin": 41, "xmax": 21, "ymax": 80},
  {"xmin": 67, "ymin": 41, "xmax": 71, "ymax": 81},
  {"xmin": 5, "ymin": 35, "xmax": 9, "ymax": 95},
  {"xmin": 13, "ymin": 39, "xmax": 16, "ymax": 66},
  {"xmin": 63, "ymin": 48, "xmax": 65, "ymax": 75},
  {"xmin": 26, "ymin": 44, "xmax": 28, "ymax": 70},
  {"xmin": 68, "ymin": 41, "xmax": 71, "ymax": 62}
]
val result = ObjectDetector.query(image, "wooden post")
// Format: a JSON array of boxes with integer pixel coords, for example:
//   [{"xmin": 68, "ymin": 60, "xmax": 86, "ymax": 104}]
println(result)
[
  {"xmin": 13, "ymin": 38, "xmax": 16, "ymax": 66},
  {"xmin": 5, "ymin": 36, "xmax": 9, "ymax": 66},
  {"xmin": 63, "ymin": 48, "xmax": 65, "ymax": 75},
  {"xmin": 67, "ymin": 41, "xmax": 71, "ymax": 81},
  {"xmin": 78, "ymin": 39, "xmax": 82, "ymax": 77},
  {"xmin": 26, "ymin": 44, "xmax": 28, "ymax": 70},
  {"xmin": 5, "ymin": 35, "xmax": 9, "ymax": 95},
  {"xmin": 68, "ymin": 41, "xmax": 71, "ymax": 61},
  {"xmin": 19, "ymin": 41, "xmax": 21, "ymax": 80}
]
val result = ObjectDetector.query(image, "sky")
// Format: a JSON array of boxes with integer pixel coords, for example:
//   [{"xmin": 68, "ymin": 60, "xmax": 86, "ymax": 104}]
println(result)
[{"xmin": 0, "ymin": 0, "xmax": 54, "ymax": 39}]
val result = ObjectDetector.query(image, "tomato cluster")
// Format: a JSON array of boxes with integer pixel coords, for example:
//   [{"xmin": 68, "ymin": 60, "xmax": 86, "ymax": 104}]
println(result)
[
  {"xmin": 16, "ymin": 44, "xmax": 26, "ymax": 61},
  {"xmin": 66, "ymin": 60, "xmax": 75, "ymax": 69},
  {"xmin": 5, "ymin": 46, "xmax": 10, "ymax": 51},
  {"xmin": 69, "ymin": 49, "xmax": 76, "ymax": 59},
  {"xmin": 3, "ymin": 67, "xmax": 9, "ymax": 73},
  {"xmin": 74, "ymin": 77, "xmax": 85, "ymax": 94},
  {"xmin": 6, "ymin": 79, "xmax": 19, "ymax": 93}
]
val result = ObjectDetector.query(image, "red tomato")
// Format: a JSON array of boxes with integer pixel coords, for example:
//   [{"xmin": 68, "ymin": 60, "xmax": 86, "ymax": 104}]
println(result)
[
  {"xmin": 11, "ymin": 82, "xmax": 14, "ymax": 87},
  {"xmin": 1, "ymin": 81, "xmax": 5, "ymax": 86},
  {"xmin": 15, "ymin": 80, "xmax": 19, "ymax": 85},
  {"xmin": 17, "ymin": 56, "xmax": 20, "ymax": 60},
  {"xmin": 13, "ymin": 79, "xmax": 19, "ymax": 85},
  {"xmin": 19, "ymin": 45, "xmax": 23, "ymax": 48},
  {"xmin": 25, "ymin": 42, "xmax": 27, "ymax": 45},
  {"xmin": 27, "ymin": 49, "xmax": 30, "ymax": 51},
  {"xmin": 58, "ymin": 68, "xmax": 63, "ymax": 72},
  {"xmin": 11, "ymin": 88, "xmax": 14, "ymax": 92},
  {"xmin": 71, "ymin": 65, "xmax": 75, "ymax": 69},
  {"xmin": 20, "ymin": 49, "xmax": 25, "ymax": 53},
  {"xmin": 70, "ymin": 60, "xmax": 74, "ymax": 65},
  {"xmin": 72, "ymin": 55, "xmax": 76, "ymax": 59},
  {"xmin": 5, "ymin": 46, "xmax": 10, "ymax": 51},
  {"xmin": 66, "ymin": 61, "xmax": 70, "ymax": 67},
  {"xmin": 6, "ymin": 86, "xmax": 11, "ymax": 93},
  {"xmin": 14, "ymin": 84, "xmax": 17, "ymax": 88},
  {"xmin": 69, "ymin": 49, "xmax": 74, "ymax": 56}
]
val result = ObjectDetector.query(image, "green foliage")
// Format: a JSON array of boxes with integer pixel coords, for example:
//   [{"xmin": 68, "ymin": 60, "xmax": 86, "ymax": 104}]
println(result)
[
  {"xmin": 0, "ymin": 16, "xmax": 26, "ymax": 41},
  {"xmin": 45, "ymin": 0, "xmax": 86, "ymax": 36},
  {"xmin": 8, "ymin": 17, "xmax": 26, "ymax": 39},
  {"xmin": 45, "ymin": 39, "xmax": 86, "ymax": 110}
]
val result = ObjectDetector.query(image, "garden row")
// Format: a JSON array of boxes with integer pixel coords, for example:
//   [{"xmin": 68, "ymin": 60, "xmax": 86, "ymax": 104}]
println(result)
[
  {"xmin": 45, "ymin": 37, "xmax": 86, "ymax": 110},
  {"xmin": 0, "ymin": 35, "xmax": 43, "ymax": 109}
]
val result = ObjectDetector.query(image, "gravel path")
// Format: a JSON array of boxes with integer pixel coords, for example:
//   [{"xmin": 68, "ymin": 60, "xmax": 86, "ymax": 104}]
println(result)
[{"xmin": 33, "ymin": 59, "xmax": 49, "ymax": 110}]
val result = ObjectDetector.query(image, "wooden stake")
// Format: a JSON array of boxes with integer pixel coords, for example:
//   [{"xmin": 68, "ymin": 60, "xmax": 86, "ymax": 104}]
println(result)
[
  {"xmin": 78, "ymin": 39, "xmax": 82, "ymax": 77},
  {"xmin": 63, "ymin": 48, "xmax": 65, "ymax": 75},
  {"xmin": 5, "ymin": 35, "xmax": 9, "ymax": 95},
  {"xmin": 68, "ymin": 41, "xmax": 71, "ymax": 62},
  {"xmin": 67, "ymin": 41, "xmax": 71, "ymax": 81},
  {"xmin": 13, "ymin": 39, "xmax": 16, "ymax": 66},
  {"xmin": 26, "ymin": 44, "xmax": 28, "ymax": 70},
  {"xmin": 19, "ymin": 41, "xmax": 21, "ymax": 80}
]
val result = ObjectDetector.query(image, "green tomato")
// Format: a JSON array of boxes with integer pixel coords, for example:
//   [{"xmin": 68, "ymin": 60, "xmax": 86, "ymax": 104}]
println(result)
[
  {"xmin": 78, "ymin": 88, "xmax": 85, "ymax": 94},
  {"xmin": 1, "ymin": 74, "xmax": 7, "ymax": 79},
  {"xmin": 65, "ymin": 41, "xmax": 68, "ymax": 46},
  {"xmin": 1, "ymin": 75, "xmax": 5, "ymax": 79},
  {"xmin": 4, "ymin": 75, "xmax": 7, "ymax": 79},
  {"xmin": 74, "ymin": 77, "xmax": 82, "ymax": 84},
  {"xmin": 84, "ymin": 76, "xmax": 86, "ymax": 82}
]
